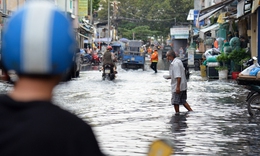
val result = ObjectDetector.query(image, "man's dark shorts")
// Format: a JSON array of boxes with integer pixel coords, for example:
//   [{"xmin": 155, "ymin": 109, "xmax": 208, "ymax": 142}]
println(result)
[{"xmin": 171, "ymin": 90, "xmax": 187, "ymax": 105}]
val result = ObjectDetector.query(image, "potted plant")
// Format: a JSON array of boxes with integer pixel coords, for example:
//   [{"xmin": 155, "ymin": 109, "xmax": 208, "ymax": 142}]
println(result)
[
  {"xmin": 228, "ymin": 48, "xmax": 251, "ymax": 79},
  {"xmin": 216, "ymin": 52, "xmax": 229, "ymax": 79}
]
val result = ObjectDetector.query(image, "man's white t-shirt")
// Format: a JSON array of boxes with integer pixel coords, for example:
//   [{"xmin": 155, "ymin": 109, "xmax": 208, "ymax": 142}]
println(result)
[{"xmin": 169, "ymin": 58, "xmax": 187, "ymax": 92}]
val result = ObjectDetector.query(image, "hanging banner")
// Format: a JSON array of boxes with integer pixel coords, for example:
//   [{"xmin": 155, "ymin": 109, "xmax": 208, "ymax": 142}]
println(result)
[{"xmin": 78, "ymin": 0, "xmax": 88, "ymax": 19}]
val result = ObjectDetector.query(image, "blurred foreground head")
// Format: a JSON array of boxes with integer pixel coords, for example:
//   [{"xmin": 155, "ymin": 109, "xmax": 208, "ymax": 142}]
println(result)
[{"xmin": 2, "ymin": 1, "xmax": 76, "ymax": 76}]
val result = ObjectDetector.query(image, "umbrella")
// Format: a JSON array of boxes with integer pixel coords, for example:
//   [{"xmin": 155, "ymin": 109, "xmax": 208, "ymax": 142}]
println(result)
[
  {"xmin": 119, "ymin": 38, "xmax": 129, "ymax": 43},
  {"xmin": 111, "ymin": 42, "xmax": 122, "ymax": 47}
]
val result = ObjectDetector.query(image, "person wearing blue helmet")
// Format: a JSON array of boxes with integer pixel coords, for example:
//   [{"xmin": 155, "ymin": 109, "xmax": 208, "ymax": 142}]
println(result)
[{"xmin": 0, "ymin": 1, "xmax": 105, "ymax": 156}]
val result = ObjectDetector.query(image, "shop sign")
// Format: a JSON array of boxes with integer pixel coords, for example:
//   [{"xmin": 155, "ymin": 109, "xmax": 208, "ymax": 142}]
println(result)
[{"xmin": 78, "ymin": 0, "xmax": 88, "ymax": 18}]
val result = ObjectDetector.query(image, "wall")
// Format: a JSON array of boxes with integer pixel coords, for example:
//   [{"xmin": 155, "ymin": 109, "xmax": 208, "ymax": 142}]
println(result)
[
  {"xmin": 204, "ymin": 0, "xmax": 212, "ymax": 8},
  {"xmin": 255, "ymin": 9, "xmax": 260, "ymax": 62},
  {"xmin": 194, "ymin": 0, "xmax": 202, "ymax": 10},
  {"xmin": 73, "ymin": 0, "xmax": 79, "ymax": 29},
  {"xmin": 251, "ymin": 13, "xmax": 257, "ymax": 58},
  {"xmin": 56, "ymin": 0, "xmax": 73, "ymax": 13},
  {"xmin": 7, "ymin": 0, "xmax": 26, "ymax": 12}
]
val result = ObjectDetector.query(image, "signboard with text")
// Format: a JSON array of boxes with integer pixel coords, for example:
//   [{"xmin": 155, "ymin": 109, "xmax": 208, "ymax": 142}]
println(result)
[
  {"xmin": 78, "ymin": 0, "xmax": 88, "ymax": 18},
  {"xmin": 170, "ymin": 27, "xmax": 189, "ymax": 39},
  {"xmin": 187, "ymin": 48, "xmax": 195, "ymax": 66}
]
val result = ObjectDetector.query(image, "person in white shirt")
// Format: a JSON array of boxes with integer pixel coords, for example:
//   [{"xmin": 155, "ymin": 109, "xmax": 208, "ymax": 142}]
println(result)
[{"xmin": 163, "ymin": 50, "xmax": 193, "ymax": 114}]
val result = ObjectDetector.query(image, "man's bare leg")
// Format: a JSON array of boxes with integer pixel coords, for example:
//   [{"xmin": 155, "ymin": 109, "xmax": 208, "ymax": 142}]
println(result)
[
  {"xmin": 183, "ymin": 102, "xmax": 193, "ymax": 111},
  {"xmin": 174, "ymin": 104, "xmax": 180, "ymax": 113}
]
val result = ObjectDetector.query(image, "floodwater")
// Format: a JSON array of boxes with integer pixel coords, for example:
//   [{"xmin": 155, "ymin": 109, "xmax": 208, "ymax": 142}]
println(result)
[
  {"xmin": 1, "ymin": 63, "xmax": 260, "ymax": 156},
  {"xmin": 53, "ymin": 64, "xmax": 260, "ymax": 156}
]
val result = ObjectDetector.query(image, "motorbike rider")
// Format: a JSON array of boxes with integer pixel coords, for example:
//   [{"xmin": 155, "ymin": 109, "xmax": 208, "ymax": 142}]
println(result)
[{"xmin": 102, "ymin": 45, "xmax": 117, "ymax": 73}]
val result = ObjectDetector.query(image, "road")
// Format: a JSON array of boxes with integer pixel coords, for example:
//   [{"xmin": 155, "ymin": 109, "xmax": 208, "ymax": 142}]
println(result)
[
  {"xmin": 1, "ymin": 57, "xmax": 259, "ymax": 156},
  {"xmin": 53, "ymin": 62, "xmax": 260, "ymax": 156}
]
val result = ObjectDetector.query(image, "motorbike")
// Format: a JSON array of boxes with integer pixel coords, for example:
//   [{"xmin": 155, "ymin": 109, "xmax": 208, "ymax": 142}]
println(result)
[
  {"xmin": 102, "ymin": 64, "xmax": 116, "ymax": 80},
  {"xmin": 81, "ymin": 53, "xmax": 92, "ymax": 64},
  {"xmin": 91, "ymin": 52, "xmax": 101, "ymax": 65},
  {"xmin": 97, "ymin": 51, "xmax": 103, "ymax": 63},
  {"xmin": 245, "ymin": 85, "xmax": 260, "ymax": 117},
  {"xmin": 237, "ymin": 57, "xmax": 260, "ymax": 117}
]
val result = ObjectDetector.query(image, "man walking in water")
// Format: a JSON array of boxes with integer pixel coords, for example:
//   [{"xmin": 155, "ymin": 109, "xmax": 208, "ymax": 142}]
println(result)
[{"xmin": 163, "ymin": 50, "xmax": 193, "ymax": 114}]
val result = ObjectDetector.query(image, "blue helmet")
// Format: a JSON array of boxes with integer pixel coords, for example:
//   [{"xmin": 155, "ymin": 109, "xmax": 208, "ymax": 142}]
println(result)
[{"xmin": 2, "ymin": 1, "xmax": 76, "ymax": 75}]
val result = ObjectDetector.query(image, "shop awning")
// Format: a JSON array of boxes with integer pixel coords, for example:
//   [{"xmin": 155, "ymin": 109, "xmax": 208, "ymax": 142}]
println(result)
[
  {"xmin": 198, "ymin": 0, "xmax": 235, "ymax": 21},
  {"xmin": 200, "ymin": 24, "xmax": 219, "ymax": 33},
  {"xmin": 78, "ymin": 33, "xmax": 88, "ymax": 39},
  {"xmin": 199, "ymin": 6, "xmax": 225, "ymax": 21},
  {"xmin": 222, "ymin": 0, "xmax": 252, "ymax": 20},
  {"xmin": 199, "ymin": 0, "xmax": 235, "ymax": 14},
  {"xmin": 79, "ymin": 24, "xmax": 93, "ymax": 34},
  {"xmin": 199, "ymin": 24, "xmax": 219, "ymax": 39}
]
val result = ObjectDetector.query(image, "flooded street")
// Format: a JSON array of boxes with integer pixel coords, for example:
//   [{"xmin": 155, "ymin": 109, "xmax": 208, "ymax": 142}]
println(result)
[
  {"xmin": 1, "ymin": 64, "xmax": 259, "ymax": 155},
  {"xmin": 51, "ymin": 63, "xmax": 260, "ymax": 156}
]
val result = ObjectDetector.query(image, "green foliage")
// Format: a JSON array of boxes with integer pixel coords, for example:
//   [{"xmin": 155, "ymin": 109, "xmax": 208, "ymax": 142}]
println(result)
[
  {"xmin": 118, "ymin": 26, "xmax": 159, "ymax": 41},
  {"xmin": 216, "ymin": 52, "xmax": 229, "ymax": 71},
  {"xmin": 92, "ymin": 0, "xmax": 100, "ymax": 11},
  {"xmin": 216, "ymin": 52, "xmax": 229, "ymax": 63},
  {"xmin": 228, "ymin": 48, "xmax": 251, "ymax": 66},
  {"xmin": 97, "ymin": 0, "xmax": 193, "ymax": 40},
  {"xmin": 215, "ymin": 66, "xmax": 228, "ymax": 71},
  {"xmin": 88, "ymin": 0, "xmax": 100, "ymax": 14}
]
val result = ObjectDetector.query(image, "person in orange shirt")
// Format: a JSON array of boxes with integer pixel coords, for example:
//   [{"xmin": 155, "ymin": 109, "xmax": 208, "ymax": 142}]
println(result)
[
  {"xmin": 147, "ymin": 47, "xmax": 152, "ymax": 54},
  {"xmin": 150, "ymin": 49, "xmax": 159, "ymax": 73}
]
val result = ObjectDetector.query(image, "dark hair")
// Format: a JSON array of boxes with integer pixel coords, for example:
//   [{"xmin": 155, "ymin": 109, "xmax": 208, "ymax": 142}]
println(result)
[{"xmin": 167, "ymin": 50, "xmax": 176, "ymax": 58}]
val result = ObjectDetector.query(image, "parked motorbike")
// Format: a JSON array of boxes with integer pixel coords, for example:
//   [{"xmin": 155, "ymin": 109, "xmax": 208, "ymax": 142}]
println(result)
[
  {"xmin": 102, "ymin": 64, "xmax": 116, "ymax": 80},
  {"xmin": 243, "ymin": 56, "xmax": 257, "ymax": 67},
  {"xmin": 237, "ymin": 56, "xmax": 260, "ymax": 117},
  {"xmin": 91, "ymin": 52, "xmax": 101, "ymax": 65},
  {"xmin": 98, "ymin": 51, "xmax": 103, "ymax": 63},
  {"xmin": 81, "ymin": 53, "xmax": 92, "ymax": 64},
  {"xmin": 245, "ymin": 85, "xmax": 260, "ymax": 117}
]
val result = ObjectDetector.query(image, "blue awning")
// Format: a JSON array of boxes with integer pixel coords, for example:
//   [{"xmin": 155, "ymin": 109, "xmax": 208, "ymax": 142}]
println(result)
[{"xmin": 111, "ymin": 43, "xmax": 121, "ymax": 47}]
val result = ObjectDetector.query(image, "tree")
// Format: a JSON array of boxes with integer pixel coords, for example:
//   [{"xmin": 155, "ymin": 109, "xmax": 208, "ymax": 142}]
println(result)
[
  {"xmin": 118, "ymin": 26, "xmax": 159, "ymax": 41},
  {"xmin": 88, "ymin": 0, "xmax": 101, "ymax": 15},
  {"xmin": 96, "ymin": 0, "xmax": 193, "ymax": 41}
]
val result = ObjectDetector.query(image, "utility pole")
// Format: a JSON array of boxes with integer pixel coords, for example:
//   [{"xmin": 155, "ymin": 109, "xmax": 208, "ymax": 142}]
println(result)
[
  {"xmin": 17, "ymin": 0, "xmax": 19, "ymax": 8},
  {"xmin": 3, "ymin": 0, "xmax": 6, "ymax": 14},
  {"xmin": 3, "ymin": 0, "xmax": 6, "ymax": 24},
  {"xmin": 90, "ymin": 0, "xmax": 92, "ymax": 24},
  {"xmin": 65, "ymin": 0, "xmax": 67, "ymax": 16},
  {"xmin": 107, "ymin": 0, "xmax": 110, "ymax": 44}
]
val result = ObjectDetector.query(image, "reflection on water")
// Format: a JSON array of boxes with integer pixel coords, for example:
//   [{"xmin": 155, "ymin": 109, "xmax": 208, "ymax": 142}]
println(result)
[
  {"xmin": 170, "ymin": 113, "xmax": 188, "ymax": 133},
  {"xmin": 168, "ymin": 113, "xmax": 189, "ymax": 155}
]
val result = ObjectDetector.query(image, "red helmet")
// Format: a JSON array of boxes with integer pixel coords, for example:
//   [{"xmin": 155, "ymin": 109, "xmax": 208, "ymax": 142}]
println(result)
[{"xmin": 107, "ymin": 46, "xmax": 112, "ymax": 50}]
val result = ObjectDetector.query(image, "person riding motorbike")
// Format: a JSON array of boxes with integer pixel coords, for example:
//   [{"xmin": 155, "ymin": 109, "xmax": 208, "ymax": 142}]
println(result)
[{"xmin": 102, "ymin": 46, "xmax": 117, "ymax": 73}]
